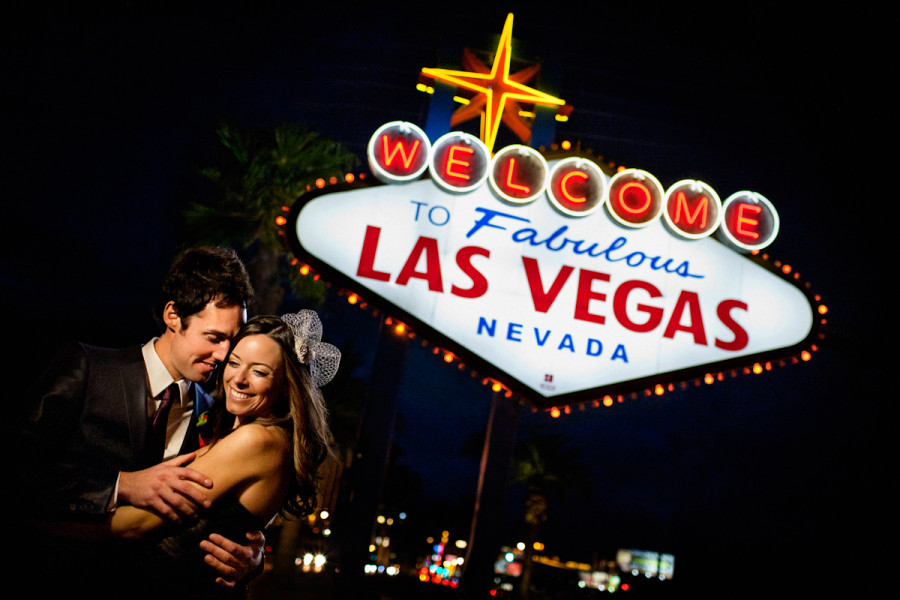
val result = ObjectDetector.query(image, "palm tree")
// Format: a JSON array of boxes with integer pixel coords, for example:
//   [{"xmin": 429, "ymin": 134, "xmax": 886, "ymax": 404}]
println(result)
[
  {"xmin": 510, "ymin": 431, "xmax": 589, "ymax": 600},
  {"xmin": 183, "ymin": 123, "xmax": 359, "ymax": 313}
]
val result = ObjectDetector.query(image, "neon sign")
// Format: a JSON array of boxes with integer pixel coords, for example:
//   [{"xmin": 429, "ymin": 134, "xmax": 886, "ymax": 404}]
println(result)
[
  {"xmin": 287, "ymin": 123, "xmax": 823, "ymax": 409},
  {"xmin": 489, "ymin": 145, "xmax": 548, "ymax": 204},
  {"xmin": 606, "ymin": 169, "xmax": 665, "ymax": 227},
  {"xmin": 366, "ymin": 121, "xmax": 779, "ymax": 252},
  {"xmin": 720, "ymin": 191, "xmax": 780, "ymax": 251},
  {"xmin": 663, "ymin": 180, "xmax": 722, "ymax": 240},
  {"xmin": 420, "ymin": 13, "xmax": 566, "ymax": 152},
  {"xmin": 547, "ymin": 157, "xmax": 607, "ymax": 217},
  {"xmin": 429, "ymin": 132, "xmax": 492, "ymax": 193},
  {"xmin": 367, "ymin": 121, "xmax": 431, "ymax": 183},
  {"xmin": 287, "ymin": 15, "xmax": 821, "ymax": 409}
]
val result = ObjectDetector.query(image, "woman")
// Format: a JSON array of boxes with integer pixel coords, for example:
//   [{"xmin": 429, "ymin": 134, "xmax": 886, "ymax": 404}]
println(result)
[{"xmin": 111, "ymin": 311, "xmax": 339, "ymax": 597}]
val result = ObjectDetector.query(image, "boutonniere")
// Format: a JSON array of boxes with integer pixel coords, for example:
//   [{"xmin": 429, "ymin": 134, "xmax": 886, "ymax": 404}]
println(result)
[{"xmin": 197, "ymin": 411, "xmax": 210, "ymax": 447}]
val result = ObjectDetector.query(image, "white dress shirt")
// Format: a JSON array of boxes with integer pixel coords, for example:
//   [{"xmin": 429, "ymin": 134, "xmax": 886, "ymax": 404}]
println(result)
[
  {"xmin": 142, "ymin": 338, "xmax": 194, "ymax": 460},
  {"xmin": 110, "ymin": 339, "xmax": 195, "ymax": 511}
]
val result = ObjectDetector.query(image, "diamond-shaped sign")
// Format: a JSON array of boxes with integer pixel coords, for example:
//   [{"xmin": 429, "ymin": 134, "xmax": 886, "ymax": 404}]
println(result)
[{"xmin": 287, "ymin": 150, "xmax": 822, "ymax": 409}]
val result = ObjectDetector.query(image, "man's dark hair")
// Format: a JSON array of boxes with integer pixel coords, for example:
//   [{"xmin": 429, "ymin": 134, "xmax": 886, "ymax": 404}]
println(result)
[{"xmin": 155, "ymin": 247, "xmax": 254, "ymax": 328}]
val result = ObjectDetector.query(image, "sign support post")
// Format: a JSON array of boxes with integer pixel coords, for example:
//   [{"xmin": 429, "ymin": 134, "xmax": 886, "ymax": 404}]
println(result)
[
  {"xmin": 333, "ymin": 315, "xmax": 409, "ymax": 596},
  {"xmin": 460, "ymin": 390, "xmax": 521, "ymax": 597}
]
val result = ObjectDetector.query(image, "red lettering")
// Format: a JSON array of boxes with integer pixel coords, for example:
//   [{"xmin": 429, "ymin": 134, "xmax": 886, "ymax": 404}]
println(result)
[
  {"xmin": 734, "ymin": 203, "xmax": 762, "ymax": 241},
  {"xmin": 574, "ymin": 269, "xmax": 611, "ymax": 325},
  {"xmin": 616, "ymin": 181, "xmax": 652, "ymax": 215},
  {"xmin": 672, "ymin": 191, "xmax": 709, "ymax": 230},
  {"xmin": 715, "ymin": 299, "xmax": 749, "ymax": 351},
  {"xmin": 607, "ymin": 169, "xmax": 665, "ymax": 227},
  {"xmin": 504, "ymin": 158, "xmax": 531, "ymax": 194},
  {"xmin": 381, "ymin": 135, "xmax": 421, "ymax": 170},
  {"xmin": 720, "ymin": 192, "xmax": 778, "ymax": 249},
  {"xmin": 356, "ymin": 225, "xmax": 391, "ymax": 282},
  {"xmin": 663, "ymin": 291, "xmax": 708, "ymax": 345},
  {"xmin": 560, "ymin": 170, "xmax": 588, "ymax": 203},
  {"xmin": 368, "ymin": 122, "xmax": 431, "ymax": 183},
  {"xmin": 452, "ymin": 246, "xmax": 490, "ymax": 298},
  {"xmin": 613, "ymin": 280, "xmax": 664, "ymax": 332},
  {"xmin": 522, "ymin": 257, "xmax": 573, "ymax": 313},
  {"xmin": 396, "ymin": 237, "xmax": 443, "ymax": 291},
  {"xmin": 444, "ymin": 145, "xmax": 474, "ymax": 181}
]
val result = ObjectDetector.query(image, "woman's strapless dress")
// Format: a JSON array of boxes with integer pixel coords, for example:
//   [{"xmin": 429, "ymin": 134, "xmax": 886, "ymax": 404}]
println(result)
[{"xmin": 134, "ymin": 496, "xmax": 266, "ymax": 598}]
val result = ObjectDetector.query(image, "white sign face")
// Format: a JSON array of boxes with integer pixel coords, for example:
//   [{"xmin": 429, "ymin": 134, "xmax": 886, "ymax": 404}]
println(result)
[{"xmin": 291, "ymin": 163, "xmax": 816, "ymax": 405}]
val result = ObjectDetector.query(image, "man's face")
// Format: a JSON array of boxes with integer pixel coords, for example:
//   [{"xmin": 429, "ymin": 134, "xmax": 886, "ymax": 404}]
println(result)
[{"xmin": 165, "ymin": 301, "xmax": 246, "ymax": 383}]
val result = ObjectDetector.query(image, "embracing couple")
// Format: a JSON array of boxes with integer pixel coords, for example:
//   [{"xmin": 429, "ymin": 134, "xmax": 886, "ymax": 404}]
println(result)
[{"xmin": 14, "ymin": 247, "xmax": 339, "ymax": 598}]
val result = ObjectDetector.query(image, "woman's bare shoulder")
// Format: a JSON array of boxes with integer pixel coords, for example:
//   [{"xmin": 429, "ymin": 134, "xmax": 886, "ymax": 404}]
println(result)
[
  {"xmin": 198, "ymin": 424, "xmax": 289, "ymax": 471},
  {"xmin": 220, "ymin": 423, "xmax": 288, "ymax": 454}
]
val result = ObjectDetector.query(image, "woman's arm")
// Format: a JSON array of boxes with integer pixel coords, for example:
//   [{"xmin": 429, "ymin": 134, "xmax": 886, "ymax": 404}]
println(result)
[{"xmin": 110, "ymin": 424, "xmax": 288, "ymax": 539}]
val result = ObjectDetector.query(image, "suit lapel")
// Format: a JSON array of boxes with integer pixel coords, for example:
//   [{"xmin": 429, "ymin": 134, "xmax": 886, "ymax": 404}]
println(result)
[
  {"xmin": 180, "ymin": 383, "xmax": 215, "ymax": 454},
  {"xmin": 116, "ymin": 347, "xmax": 154, "ymax": 468}
]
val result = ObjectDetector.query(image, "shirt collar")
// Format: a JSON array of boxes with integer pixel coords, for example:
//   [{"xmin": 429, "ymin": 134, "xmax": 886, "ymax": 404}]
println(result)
[{"xmin": 142, "ymin": 338, "xmax": 190, "ymax": 402}]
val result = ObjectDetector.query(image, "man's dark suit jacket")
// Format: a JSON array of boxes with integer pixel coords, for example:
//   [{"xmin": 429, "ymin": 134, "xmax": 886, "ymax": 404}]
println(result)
[
  {"xmin": 12, "ymin": 341, "xmax": 252, "ymax": 597},
  {"xmin": 19, "ymin": 341, "xmax": 215, "ymax": 518}
]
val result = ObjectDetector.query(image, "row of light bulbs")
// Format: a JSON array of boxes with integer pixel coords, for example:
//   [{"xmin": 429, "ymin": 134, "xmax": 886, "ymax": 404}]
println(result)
[{"xmin": 276, "ymin": 169, "xmax": 827, "ymax": 419}]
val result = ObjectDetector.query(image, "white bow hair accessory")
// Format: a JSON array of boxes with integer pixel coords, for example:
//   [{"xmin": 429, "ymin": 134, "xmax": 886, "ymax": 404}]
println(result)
[{"xmin": 281, "ymin": 310, "xmax": 341, "ymax": 387}]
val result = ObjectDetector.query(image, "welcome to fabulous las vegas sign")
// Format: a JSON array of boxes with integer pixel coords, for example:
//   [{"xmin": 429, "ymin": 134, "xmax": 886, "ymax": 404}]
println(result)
[{"xmin": 286, "ymin": 15, "xmax": 824, "ymax": 409}]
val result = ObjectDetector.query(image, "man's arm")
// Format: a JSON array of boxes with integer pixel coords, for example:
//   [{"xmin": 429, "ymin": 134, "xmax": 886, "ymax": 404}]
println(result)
[
  {"xmin": 116, "ymin": 452, "xmax": 213, "ymax": 522},
  {"xmin": 112, "ymin": 491, "xmax": 265, "ymax": 588},
  {"xmin": 18, "ymin": 342, "xmax": 108, "ymax": 515},
  {"xmin": 114, "ymin": 425, "xmax": 272, "ymax": 587}
]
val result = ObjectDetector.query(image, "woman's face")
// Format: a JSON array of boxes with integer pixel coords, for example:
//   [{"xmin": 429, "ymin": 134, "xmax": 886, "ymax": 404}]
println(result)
[{"xmin": 223, "ymin": 333, "xmax": 284, "ymax": 425}]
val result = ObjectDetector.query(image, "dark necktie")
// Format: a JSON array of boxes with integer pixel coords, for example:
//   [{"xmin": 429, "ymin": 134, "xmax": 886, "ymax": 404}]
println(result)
[{"xmin": 150, "ymin": 383, "xmax": 178, "ymax": 453}]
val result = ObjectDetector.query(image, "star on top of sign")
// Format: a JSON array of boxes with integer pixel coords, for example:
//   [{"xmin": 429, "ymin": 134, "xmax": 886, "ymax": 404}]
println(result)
[{"xmin": 421, "ymin": 13, "xmax": 566, "ymax": 153}]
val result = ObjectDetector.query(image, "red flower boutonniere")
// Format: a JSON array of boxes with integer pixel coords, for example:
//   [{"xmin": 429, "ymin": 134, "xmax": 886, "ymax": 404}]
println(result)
[{"xmin": 197, "ymin": 411, "xmax": 210, "ymax": 447}]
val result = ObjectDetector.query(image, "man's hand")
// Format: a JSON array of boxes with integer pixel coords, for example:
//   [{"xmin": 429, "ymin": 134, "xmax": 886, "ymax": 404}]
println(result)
[
  {"xmin": 117, "ymin": 452, "xmax": 212, "ymax": 521},
  {"xmin": 201, "ymin": 530, "xmax": 266, "ymax": 589}
]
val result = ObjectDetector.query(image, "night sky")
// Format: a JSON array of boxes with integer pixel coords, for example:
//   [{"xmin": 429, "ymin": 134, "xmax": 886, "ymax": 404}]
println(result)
[{"xmin": 2, "ymin": 4, "xmax": 880, "ymax": 596}]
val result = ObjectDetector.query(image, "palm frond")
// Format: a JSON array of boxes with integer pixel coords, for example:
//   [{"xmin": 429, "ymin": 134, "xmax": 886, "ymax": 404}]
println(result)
[{"xmin": 183, "ymin": 123, "xmax": 358, "ymax": 309}]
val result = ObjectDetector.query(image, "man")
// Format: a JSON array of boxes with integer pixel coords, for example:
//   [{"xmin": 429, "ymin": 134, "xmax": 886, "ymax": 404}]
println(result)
[{"xmin": 17, "ymin": 247, "xmax": 263, "ymax": 593}]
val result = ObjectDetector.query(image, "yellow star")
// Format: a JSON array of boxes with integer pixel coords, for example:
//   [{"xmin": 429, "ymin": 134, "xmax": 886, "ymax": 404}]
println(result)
[{"xmin": 421, "ymin": 13, "xmax": 565, "ymax": 153}]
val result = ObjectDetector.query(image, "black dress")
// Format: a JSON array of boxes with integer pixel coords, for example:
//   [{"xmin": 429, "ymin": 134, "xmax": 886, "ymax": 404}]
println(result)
[{"xmin": 134, "ymin": 496, "xmax": 266, "ymax": 599}]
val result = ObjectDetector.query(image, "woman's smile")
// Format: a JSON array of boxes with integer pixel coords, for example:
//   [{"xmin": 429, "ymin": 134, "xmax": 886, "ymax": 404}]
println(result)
[
  {"xmin": 229, "ymin": 388, "xmax": 252, "ymax": 401},
  {"xmin": 223, "ymin": 334, "xmax": 284, "ymax": 424}
]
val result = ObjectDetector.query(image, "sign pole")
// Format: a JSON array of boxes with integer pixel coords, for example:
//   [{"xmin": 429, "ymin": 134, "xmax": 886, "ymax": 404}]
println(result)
[
  {"xmin": 333, "ymin": 314, "xmax": 409, "ymax": 595},
  {"xmin": 460, "ymin": 390, "xmax": 521, "ymax": 597}
]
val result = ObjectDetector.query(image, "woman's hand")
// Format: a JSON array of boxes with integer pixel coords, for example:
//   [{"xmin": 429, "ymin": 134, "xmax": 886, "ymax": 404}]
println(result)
[{"xmin": 201, "ymin": 530, "xmax": 266, "ymax": 588}]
